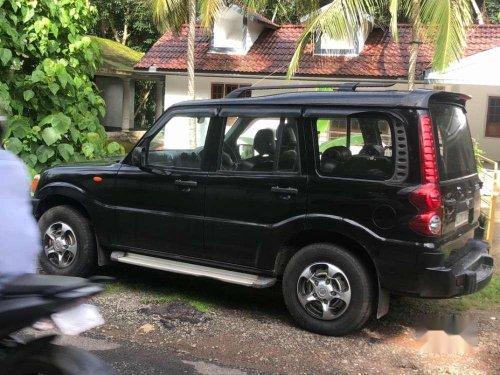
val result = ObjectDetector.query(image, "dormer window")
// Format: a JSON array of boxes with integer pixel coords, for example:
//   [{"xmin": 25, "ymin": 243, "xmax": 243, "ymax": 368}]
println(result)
[
  {"xmin": 314, "ymin": 16, "xmax": 373, "ymax": 56},
  {"xmin": 210, "ymin": 5, "xmax": 278, "ymax": 55},
  {"xmin": 315, "ymin": 32, "xmax": 360, "ymax": 56}
]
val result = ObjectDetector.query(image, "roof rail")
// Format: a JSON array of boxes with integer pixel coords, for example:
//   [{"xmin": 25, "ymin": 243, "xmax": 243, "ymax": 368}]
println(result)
[{"xmin": 225, "ymin": 82, "xmax": 396, "ymax": 98}]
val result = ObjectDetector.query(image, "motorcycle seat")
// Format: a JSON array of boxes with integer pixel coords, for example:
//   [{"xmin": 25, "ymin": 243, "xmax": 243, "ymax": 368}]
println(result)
[{"xmin": 0, "ymin": 274, "xmax": 91, "ymax": 297}]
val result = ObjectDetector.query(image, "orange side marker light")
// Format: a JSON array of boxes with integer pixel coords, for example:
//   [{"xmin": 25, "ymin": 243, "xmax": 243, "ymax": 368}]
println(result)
[
  {"xmin": 93, "ymin": 176, "xmax": 103, "ymax": 183},
  {"xmin": 31, "ymin": 174, "xmax": 40, "ymax": 195}
]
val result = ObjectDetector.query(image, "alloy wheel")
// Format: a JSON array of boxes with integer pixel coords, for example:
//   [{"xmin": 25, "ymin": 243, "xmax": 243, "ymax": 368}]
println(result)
[
  {"xmin": 296, "ymin": 262, "xmax": 351, "ymax": 320},
  {"xmin": 43, "ymin": 221, "xmax": 78, "ymax": 268}
]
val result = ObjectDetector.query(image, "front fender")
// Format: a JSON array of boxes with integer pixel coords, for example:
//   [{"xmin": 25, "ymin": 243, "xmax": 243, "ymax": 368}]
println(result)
[{"xmin": 35, "ymin": 182, "xmax": 113, "ymax": 249}]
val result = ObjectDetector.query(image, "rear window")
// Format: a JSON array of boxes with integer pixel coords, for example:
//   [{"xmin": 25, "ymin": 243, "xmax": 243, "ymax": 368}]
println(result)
[{"xmin": 430, "ymin": 104, "xmax": 476, "ymax": 180}]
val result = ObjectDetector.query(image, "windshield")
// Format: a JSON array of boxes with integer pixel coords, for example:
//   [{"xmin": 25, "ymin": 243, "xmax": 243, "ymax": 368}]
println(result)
[{"xmin": 430, "ymin": 104, "xmax": 476, "ymax": 181}]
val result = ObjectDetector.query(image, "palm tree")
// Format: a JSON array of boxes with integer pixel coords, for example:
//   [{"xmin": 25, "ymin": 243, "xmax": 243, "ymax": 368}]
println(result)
[
  {"xmin": 150, "ymin": 0, "xmax": 268, "ymax": 146},
  {"xmin": 150, "ymin": 0, "xmax": 271, "ymax": 100},
  {"xmin": 287, "ymin": 0, "xmax": 475, "ymax": 91}
]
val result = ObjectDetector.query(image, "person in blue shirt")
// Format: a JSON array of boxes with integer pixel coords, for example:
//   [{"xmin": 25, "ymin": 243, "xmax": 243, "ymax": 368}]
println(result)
[{"xmin": 0, "ymin": 118, "xmax": 40, "ymax": 285}]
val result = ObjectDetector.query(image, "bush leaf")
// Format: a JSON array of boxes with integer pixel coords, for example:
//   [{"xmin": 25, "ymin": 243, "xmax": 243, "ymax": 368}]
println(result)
[
  {"xmin": 57, "ymin": 143, "xmax": 74, "ymax": 161},
  {"xmin": 23, "ymin": 90, "xmax": 35, "ymax": 101},
  {"xmin": 41, "ymin": 127, "xmax": 61, "ymax": 146},
  {"xmin": 36, "ymin": 145, "xmax": 55, "ymax": 163},
  {"xmin": 4, "ymin": 137, "xmax": 23, "ymax": 154}
]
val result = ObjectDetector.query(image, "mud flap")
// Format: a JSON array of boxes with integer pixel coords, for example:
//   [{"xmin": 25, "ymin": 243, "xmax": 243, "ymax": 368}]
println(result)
[
  {"xmin": 96, "ymin": 235, "xmax": 110, "ymax": 266},
  {"xmin": 377, "ymin": 285, "xmax": 390, "ymax": 319}
]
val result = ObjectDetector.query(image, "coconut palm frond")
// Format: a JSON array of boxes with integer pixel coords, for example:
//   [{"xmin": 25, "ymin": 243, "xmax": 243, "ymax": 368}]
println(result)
[
  {"xmin": 420, "ymin": 0, "xmax": 473, "ymax": 71},
  {"xmin": 286, "ymin": 20, "xmax": 318, "ymax": 79},
  {"xmin": 389, "ymin": 0, "xmax": 399, "ymax": 42},
  {"xmin": 150, "ymin": 0, "xmax": 189, "ymax": 33},
  {"xmin": 238, "ymin": 0, "xmax": 269, "ymax": 13},
  {"xmin": 200, "ymin": 0, "xmax": 225, "ymax": 29},
  {"xmin": 286, "ymin": 0, "xmax": 379, "ymax": 78}
]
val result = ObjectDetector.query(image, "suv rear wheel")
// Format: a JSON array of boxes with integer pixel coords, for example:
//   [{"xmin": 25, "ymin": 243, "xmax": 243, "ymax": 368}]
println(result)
[
  {"xmin": 38, "ymin": 205, "xmax": 96, "ymax": 277},
  {"xmin": 282, "ymin": 243, "xmax": 374, "ymax": 336}
]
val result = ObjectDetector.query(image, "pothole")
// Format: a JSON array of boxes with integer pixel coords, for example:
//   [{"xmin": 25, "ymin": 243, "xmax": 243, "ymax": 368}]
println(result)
[{"xmin": 141, "ymin": 300, "xmax": 211, "ymax": 325}]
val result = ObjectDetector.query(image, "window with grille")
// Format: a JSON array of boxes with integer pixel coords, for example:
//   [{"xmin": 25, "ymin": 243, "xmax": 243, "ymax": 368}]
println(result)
[
  {"xmin": 485, "ymin": 97, "xmax": 500, "ymax": 137},
  {"xmin": 211, "ymin": 83, "xmax": 251, "ymax": 99}
]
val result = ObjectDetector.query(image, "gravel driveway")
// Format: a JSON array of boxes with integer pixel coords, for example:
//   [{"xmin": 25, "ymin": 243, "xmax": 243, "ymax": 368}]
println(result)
[{"xmin": 73, "ymin": 264, "xmax": 500, "ymax": 375}]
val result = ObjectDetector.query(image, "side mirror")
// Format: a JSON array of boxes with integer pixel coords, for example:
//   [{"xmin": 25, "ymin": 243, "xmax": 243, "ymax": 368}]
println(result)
[
  {"xmin": 238, "ymin": 144, "xmax": 254, "ymax": 159},
  {"xmin": 131, "ymin": 146, "xmax": 146, "ymax": 168}
]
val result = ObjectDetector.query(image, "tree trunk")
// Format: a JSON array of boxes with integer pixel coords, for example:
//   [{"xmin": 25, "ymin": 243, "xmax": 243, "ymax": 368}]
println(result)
[
  {"xmin": 122, "ymin": 23, "xmax": 130, "ymax": 45},
  {"xmin": 187, "ymin": 0, "xmax": 197, "ymax": 147},
  {"xmin": 187, "ymin": 0, "xmax": 196, "ymax": 99},
  {"xmin": 408, "ymin": 0, "xmax": 422, "ymax": 91},
  {"xmin": 470, "ymin": 0, "xmax": 484, "ymax": 25}
]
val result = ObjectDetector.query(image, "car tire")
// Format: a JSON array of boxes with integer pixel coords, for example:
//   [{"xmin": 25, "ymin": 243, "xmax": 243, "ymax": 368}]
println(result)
[
  {"xmin": 38, "ymin": 205, "xmax": 96, "ymax": 277},
  {"xmin": 282, "ymin": 243, "xmax": 374, "ymax": 336}
]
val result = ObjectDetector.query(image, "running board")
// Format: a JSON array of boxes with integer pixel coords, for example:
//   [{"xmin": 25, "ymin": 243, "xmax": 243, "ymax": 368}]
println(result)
[{"xmin": 110, "ymin": 252, "xmax": 276, "ymax": 288}]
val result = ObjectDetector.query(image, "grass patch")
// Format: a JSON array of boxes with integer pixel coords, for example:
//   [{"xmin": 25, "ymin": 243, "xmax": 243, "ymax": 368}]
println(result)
[
  {"xmin": 459, "ymin": 274, "xmax": 500, "ymax": 309},
  {"xmin": 101, "ymin": 281, "xmax": 129, "ymax": 295},
  {"xmin": 143, "ymin": 294, "xmax": 215, "ymax": 313},
  {"xmin": 99, "ymin": 264, "xmax": 285, "ymax": 316},
  {"xmin": 390, "ymin": 274, "xmax": 500, "ymax": 317}
]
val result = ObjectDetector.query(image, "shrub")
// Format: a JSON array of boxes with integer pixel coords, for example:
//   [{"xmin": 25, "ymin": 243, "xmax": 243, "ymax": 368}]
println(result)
[{"xmin": 0, "ymin": 0, "xmax": 123, "ymax": 174}]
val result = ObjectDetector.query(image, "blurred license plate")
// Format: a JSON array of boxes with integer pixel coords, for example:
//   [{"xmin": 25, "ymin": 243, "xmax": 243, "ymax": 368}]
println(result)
[
  {"xmin": 52, "ymin": 304, "xmax": 104, "ymax": 336},
  {"xmin": 455, "ymin": 211, "xmax": 469, "ymax": 228}
]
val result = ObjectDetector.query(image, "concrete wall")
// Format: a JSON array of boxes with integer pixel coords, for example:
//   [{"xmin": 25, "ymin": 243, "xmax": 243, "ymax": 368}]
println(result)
[{"xmin": 96, "ymin": 76, "xmax": 123, "ymax": 130}]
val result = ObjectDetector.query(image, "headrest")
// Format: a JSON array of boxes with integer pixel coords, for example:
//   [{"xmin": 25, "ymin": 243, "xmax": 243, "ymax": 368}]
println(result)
[
  {"xmin": 321, "ymin": 146, "xmax": 352, "ymax": 162},
  {"xmin": 254, "ymin": 129, "xmax": 276, "ymax": 155},
  {"xmin": 359, "ymin": 144, "xmax": 384, "ymax": 156},
  {"xmin": 281, "ymin": 125, "xmax": 297, "ymax": 147}
]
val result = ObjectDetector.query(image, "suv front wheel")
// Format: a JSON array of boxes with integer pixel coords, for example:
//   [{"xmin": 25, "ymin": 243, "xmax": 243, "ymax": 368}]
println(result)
[
  {"xmin": 282, "ymin": 243, "xmax": 374, "ymax": 336},
  {"xmin": 38, "ymin": 205, "xmax": 96, "ymax": 277}
]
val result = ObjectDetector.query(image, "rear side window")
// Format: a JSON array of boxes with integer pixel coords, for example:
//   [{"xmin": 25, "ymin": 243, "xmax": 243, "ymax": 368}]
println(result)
[
  {"xmin": 315, "ymin": 114, "xmax": 394, "ymax": 181},
  {"xmin": 221, "ymin": 117, "xmax": 300, "ymax": 173},
  {"xmin": 430, "ymin": 104, "xmax": 476, "ymax": 180}
]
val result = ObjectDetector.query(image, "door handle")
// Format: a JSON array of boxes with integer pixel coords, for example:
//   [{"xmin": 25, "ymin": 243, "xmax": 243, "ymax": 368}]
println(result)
[
  {"xmin": 174, "ymin": 180, "xmax": 198, "ymax": 188},
  {"xmin": 271, "ymin": 186, "xmax": 298, "ymax": 195}
]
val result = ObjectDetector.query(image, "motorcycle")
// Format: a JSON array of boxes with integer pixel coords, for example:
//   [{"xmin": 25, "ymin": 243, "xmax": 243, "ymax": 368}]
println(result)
[{"xmin": 0, "ymin": 274, "xmax": 114, "ymax": 374}]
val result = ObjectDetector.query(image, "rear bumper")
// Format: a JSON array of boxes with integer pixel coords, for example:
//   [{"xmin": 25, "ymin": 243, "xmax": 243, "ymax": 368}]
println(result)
[{"xmin": 418, "ymin": 239, "xmax": 493, "ymax": 298}]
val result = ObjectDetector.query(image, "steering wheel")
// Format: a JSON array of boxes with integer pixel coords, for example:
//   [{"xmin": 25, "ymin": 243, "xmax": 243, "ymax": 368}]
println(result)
[{"xmin": 223, "ymin": 143, "xmax": 238, "ymax": 162}]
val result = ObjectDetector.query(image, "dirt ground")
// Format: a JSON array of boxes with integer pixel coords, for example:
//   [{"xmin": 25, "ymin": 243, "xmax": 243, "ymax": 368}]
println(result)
[
  {"xmin": 85, "ymin": 259, "xmax": 499, "ymax": 375},
  {"xmin": 43, "ymin": 203, "xmax": 499, "ymax": 374}
]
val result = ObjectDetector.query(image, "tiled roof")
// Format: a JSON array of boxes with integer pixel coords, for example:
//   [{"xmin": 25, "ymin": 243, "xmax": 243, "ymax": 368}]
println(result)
[{"xmin": 135, "ymin": 24, "xmax": 500, "ymax": 78}]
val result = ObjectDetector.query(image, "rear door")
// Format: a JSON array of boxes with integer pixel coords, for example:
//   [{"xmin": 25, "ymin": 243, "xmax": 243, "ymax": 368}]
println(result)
[
  {"xmin": 204, "ymin": 107, "xmax": 307, "ymax": 270},
  {"xmin": 429, "ymin": 103, "xmax": 481, "ymax": 256}
]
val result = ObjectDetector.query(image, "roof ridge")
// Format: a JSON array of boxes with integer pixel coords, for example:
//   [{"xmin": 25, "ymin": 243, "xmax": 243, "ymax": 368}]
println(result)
[{"xmin": 136, "ymin": 20, "xmax": 500, "ymax": 78}]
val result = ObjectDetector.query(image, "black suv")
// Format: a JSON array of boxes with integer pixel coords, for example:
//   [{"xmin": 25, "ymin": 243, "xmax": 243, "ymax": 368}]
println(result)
[{"xmin": 32, "ymin": 83, "xmax": 494, "ymax": 336}]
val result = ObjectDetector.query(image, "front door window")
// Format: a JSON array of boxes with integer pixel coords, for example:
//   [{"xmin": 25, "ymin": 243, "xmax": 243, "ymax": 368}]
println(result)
[{"xmin": 148, "ymin": 115, "xmax": 211, "ymax": 170}]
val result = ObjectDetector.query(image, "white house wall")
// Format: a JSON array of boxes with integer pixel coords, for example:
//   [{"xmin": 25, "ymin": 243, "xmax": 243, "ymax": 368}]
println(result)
[
  {"xmin": 452, "ymin": 84, "xmax": 500, "ymax": 161},
  {"xmin": 163, "ymin": 75, "xmax": 500, "ymax": 161},
  {"xmin": 427, "ymin": 47, "xmax": 500, "ymax": 86},
  {"xmin": 246, "ymin": 20, "xmax": 265, "ymax": 50},
  {"xmin": 163, "ymin": 75, "xmax": 413, "ymax": 109}
]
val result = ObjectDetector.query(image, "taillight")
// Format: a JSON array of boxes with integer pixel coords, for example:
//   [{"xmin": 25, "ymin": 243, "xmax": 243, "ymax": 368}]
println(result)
[
  {"xmin": 409, "ymin": 184, "xmax": 442, "ymax": 236},
  {"xmin": 409, "ymin": 114, "xmax": 442, "ymax": 236},
  {"xmin": 418, "ymin": 114, "xmax": 439, "ymax": 184},
  {"xmin": 31, "ymin": 174, "xmax": 40, "ymax": 195}
]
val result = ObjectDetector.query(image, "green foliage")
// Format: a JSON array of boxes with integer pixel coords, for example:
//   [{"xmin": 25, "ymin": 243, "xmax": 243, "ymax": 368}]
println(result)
[
  {"xmin": 91, "ymin": 0, "xmax": 160, "ymax": 53},
  {"xmin": 91, "ymin": 1, "xmax": 161, "ymax": 130},
  {"xmin": 473, "ymin": 138, "xmax": 485, "ymax": 173},
  {"xmin": 485, "ymin": 0, "xmax": 500, "ymax": 24},
  {"xmin": 0, "ymin": 0, "xmax": 124, "ymax": 174}
]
